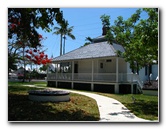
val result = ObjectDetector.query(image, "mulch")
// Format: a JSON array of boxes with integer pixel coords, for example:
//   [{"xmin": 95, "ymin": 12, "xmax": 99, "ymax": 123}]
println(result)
[{"xmin": 143, "ymin": 80, "xmax": 158, "ymax": 90}]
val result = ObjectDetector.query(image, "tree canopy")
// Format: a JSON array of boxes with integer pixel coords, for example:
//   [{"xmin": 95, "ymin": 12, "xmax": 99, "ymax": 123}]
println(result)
[
  {"xmin": 100, "ymin": 14, "xmax": 110, "ymax": 27},
  {"xmin": 104, "ymin": 8, "xmax": 158, "ymax": 71},
  {"xmin": 8, "ymin": 8, "xmax": 64, "ymax": 72},
  {"xmin": 8, "ymin": 8, "xmax": 64, "ymax": 48}
]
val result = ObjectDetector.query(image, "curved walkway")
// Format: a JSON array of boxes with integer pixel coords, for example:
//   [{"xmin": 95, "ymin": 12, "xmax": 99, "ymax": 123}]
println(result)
[
  {"xmin": 24, "ymin": 85, "xmax": 150, "ymax": 122},
  {"xmin": 55, "ymin": 89, "xmax": 150, "ymax": 122}
]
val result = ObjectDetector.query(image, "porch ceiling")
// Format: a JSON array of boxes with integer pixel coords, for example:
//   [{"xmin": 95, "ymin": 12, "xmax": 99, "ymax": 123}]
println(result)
[{"xmin": 52, "ymin": 42, "xmax": 124, "ymax": 62}]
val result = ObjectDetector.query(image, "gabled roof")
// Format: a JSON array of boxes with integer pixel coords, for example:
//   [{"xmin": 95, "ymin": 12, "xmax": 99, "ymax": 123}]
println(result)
[{"xmin": 52, "ymin": 41, "xmax": 124, "ymax": 62}]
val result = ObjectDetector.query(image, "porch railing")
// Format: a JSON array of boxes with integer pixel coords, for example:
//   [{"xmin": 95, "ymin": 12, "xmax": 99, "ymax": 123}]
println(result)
[
  {"xmin": 47, "ymin": 73, "xmax": 72, "ymax": 80},
  {"xmin": 47, "ymin": 73, "xmax": 143, "ymax": 86}
]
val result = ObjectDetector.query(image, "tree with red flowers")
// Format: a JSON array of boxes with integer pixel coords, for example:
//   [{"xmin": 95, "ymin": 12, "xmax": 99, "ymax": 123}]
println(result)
[
  {"xmin": 8, "ymin": 8, "xmax": 65, "ymax": 82},
  {"xmin": 25, "ymin": 48, "xmax": 52, "ymax": 82},
  {"xmin": 8, "ymin": 33, "xmax": 47, "ymax": 82},
  {"xmin": 25, "ymin": 49, "xmax": 52, "ymax": 65}
]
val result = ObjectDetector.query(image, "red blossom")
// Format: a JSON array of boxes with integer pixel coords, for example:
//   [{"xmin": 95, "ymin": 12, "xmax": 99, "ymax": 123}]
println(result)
[
  {"xmin": 40, "ymin": 53, "xmax": 44, "ymax": 58},
  {"xmin": 38, "ymin": 34, "xmax": 43, "ymax": 39},
  {"xmin": 34, "ymin": 55, "xmax": 39, "ymax": 60},
  {"xmin": 41, "ymin": 60, "xmax": 46, "ymax": 64},
  {"xmin": 37, "ymin": 61, "xmax": 41, "ymax": 65},
  {"xmin": 25, "ymin": 54, "xmax": 31, "ymax": 59},
  {"xmin": 25, "ymin": 48, "xmax": 52, "ymax": 65},
  {"xmin": 11, "ymin": 24, "xmax": 16, "ymax": 30},
  {"xmin": 29, "ymin": 50, "xmax": 32, "ymax": 54},
  {"xmin": 25, "ymin": 54, "xmax": 29, "ymax": 58},
  {"xmin": 47, "ymin": 59, "xmax": 52, "ymax": 63},
  {"xmin": 19, "ymin": 41, "xmax": 22, "ymax": 45}
]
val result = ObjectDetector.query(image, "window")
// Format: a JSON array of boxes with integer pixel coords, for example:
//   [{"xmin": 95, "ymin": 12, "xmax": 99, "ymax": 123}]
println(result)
[
  {"xmin": 149, "ymin": 65, "xmax": 152, "ymax": 74},
  {"xmin": 145, "ymin": 65, "xmax": 147, "ymax": 75},
  {"xmin": 100, "ymin": 63, "xmax": 103, "ymax": 69},
  {"xmin": 145, "ymin": 65, "xmax": 152, "ymax": 76},
  {"xmin": 106, "ymin": 59, "xmax": 112, "ymax": 62}
]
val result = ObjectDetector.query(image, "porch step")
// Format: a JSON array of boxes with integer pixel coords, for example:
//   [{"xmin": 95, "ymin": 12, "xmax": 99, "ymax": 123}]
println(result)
[
  {"xmin": 137, "ymin": 84, "xmax": 143, "ymax": 94},
  {"xmin": 133, "ymin": 74, "xmax": 143, "ymax": 94}
]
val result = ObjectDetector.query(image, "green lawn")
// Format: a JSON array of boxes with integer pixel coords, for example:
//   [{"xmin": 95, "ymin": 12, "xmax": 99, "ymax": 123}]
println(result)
[
  {"xmin": 97, "ymin": 93, "xmax": 158, "ymax": 120},
  {"xmin": 8, "ymin": 81, "xmax": 158, "ymax": 121},
  {"xmin": 8, "ymin": 85, "xmax": 100, "ymax": 121},
  {"xmin": 8, "ymin": 81, "xmax": 47, "ymax": 87}
]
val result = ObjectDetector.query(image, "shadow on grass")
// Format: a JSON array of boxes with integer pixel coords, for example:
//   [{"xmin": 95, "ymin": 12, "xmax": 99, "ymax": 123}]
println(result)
[
  {"xmin": 8, "ymin": 94, "xmax": 99, "ymax": 121},
  {"xmin": 124, "ymin": 100, "xmax": 158, "ymax": 120}
]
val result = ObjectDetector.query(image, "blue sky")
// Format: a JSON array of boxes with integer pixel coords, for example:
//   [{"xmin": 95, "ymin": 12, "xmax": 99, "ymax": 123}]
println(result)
[{"xmin": 38, "ymin": 8, "xmax": 148, "ymax": 59}]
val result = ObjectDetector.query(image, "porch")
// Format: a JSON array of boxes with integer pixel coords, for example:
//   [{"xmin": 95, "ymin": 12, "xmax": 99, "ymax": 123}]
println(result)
[
  {"xmin": 47, "ymin": 72, "xmax": 141, "ymax": 83},
  {"xmin": 47, "ymin": 57, "xmax": 143, "ymax": 94}
]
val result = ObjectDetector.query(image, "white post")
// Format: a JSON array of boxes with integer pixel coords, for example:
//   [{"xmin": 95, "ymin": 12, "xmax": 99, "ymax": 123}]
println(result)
[
  {"xmin": 96, "ymin": 60, "xmax": 98, "ymax": 73},
  {"xmin": 131, "ymin": 84, "xmax": 134, "ymax": 94},
  {"xmin": 92, "ymin": 60, "xmax": 94, "ymax": 81},
  {"xmin": 91, "ymin": 60, "xmax": 94, "ymax": 91},
  {"xmin": 55, "ymin": 63, "xmax": 58, "ymax": 79},
  {"xmin": 131, "ymin": 73, "xmax": 134, "ymax": 94},
  {"xmin": 115, "ymin": 57, "xmax": 119, "ymax": 94},
  {"xmin": 71, "ymin": 61, "xmax": 74, "ymax": 89},
  {"xmin": 55, "ymin": 63, "xmax": 58, "ymax": 87},
  {"xmin": 116, "ymin": 57, "xmax": 119, "ymax": 82}
]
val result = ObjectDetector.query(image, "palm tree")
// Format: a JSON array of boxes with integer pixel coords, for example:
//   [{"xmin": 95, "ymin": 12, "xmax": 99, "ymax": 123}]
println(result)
[
  {"xmin": 53, "ymin": 20, "xmax": 75, "ymax": 56},
  {"xmin": 53, "ymin": 25, "xmax": 63, "ymax": 56},
  {"xmin": 62, "ymin": 20, "xmax": 75, "ymax": 54}
]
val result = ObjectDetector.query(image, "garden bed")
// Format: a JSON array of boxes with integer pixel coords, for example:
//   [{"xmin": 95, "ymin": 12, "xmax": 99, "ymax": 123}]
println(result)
[{"xmin": 143, "ymin": 80, "xmax": 158, "ymax": 96}]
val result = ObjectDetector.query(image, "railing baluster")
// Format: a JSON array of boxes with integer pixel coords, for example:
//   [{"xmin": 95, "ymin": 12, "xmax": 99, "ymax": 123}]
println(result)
[{"xmin": 47, "ymin": 73, "xmax": 143, "ymax": 85}]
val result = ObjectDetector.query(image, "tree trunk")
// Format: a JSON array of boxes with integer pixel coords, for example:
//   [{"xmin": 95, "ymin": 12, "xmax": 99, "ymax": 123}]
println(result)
[
  {"xmin": 63, "ymin": 36, "xmax": 66, "ymax": 55},
  {"xmin": 60, "ymin": 34, "xmax": 63, "ymax": 56}
]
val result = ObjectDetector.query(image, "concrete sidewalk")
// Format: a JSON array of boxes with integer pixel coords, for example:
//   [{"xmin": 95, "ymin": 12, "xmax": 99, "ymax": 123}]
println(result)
[
  {"xmin": 23, "ymin": 85, "xmax": 152, "ymax": 122},
  {"xmin": 54, "ymin": 88, "xmax": 150, "ymax": 122}
]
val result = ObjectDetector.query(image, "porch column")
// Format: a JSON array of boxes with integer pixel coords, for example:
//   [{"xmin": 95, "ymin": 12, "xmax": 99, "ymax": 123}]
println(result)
[
  {"xmin": 116, "ymin": 57, "xmax": 119, "ymax": 82},
  {"xmin": 131, "ymin": 74, "xmax": 134, "ymax": 93},
  {"xmin": 91, "ymin": 60, "xmax": 94, "ymax": 91},
  {"xmin": 55, "ymin": 63, "xmax": 58, "ymax": 87},
  {"xmin": 131, "ymin": 84, "xmax": 134, "ymax": 94},
  {"xmin": 115, "ymin": 57, "xmax": 119, "ymax": 93},
  {"xmin": 71, "ymin": 61, "xmax": 74, "ymax": 89}
]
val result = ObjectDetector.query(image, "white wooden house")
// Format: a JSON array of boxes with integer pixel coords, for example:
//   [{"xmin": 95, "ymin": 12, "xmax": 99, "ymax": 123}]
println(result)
[
  {"xmin": 47, "ymin": 34, "xmax": 145, "ymax": 94},
  {"xmin": 138, "ymin": 64, "xmax": 158, "ymax": 83}
]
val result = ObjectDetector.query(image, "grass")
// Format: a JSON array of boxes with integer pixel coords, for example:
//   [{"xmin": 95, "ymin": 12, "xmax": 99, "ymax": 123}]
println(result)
[
  {"xmin": 8, "ymin": 81, "xmax": 47, "ymax": 87},
  {"xmin": 8, "ymin": 81, "xmax": 158, "ymax": 121},
  {"xmin": 97, "ymin": 93, "xmax": 158, "ymax": 120},
  {"xmin": 8, "ymin": 85, "xmax": 100, "ymax": 121}
]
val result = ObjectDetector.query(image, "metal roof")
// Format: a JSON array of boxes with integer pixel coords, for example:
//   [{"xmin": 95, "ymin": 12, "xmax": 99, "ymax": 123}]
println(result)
[{"xmin": 52, "ymin": 41, "xmax": 124, "ymax": 62}]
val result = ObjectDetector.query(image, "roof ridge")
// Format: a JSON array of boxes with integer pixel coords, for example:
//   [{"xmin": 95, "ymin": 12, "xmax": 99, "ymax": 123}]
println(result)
[{"xmin": 109, "ymin": 43, "xmax": 117, "ymax": 55}]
